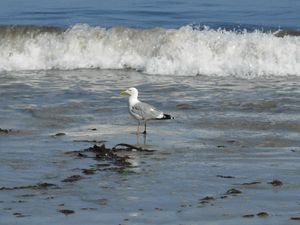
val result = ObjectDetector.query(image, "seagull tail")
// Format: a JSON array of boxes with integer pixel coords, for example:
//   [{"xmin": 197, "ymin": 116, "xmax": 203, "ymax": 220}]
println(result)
[{"xmin": 159, "ymin": 113, "xmax": 175, "ymax": 120}]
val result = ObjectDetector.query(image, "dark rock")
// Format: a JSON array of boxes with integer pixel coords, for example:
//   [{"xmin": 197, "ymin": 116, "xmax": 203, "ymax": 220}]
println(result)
[
  {"xmin": 225, "ymin": 188, "xmax": 242, "ymax": 195},
  {"xmin": 82, "ymin": 168, "xmax": 96, "ymax": 175},
  {"xmin": 13, "ymin": 212, "xmax": 26, "ymax": 217},
  {"xmin": 257, "ymin": 212, "xmax": 269, "ymax": 217},
  {"xmin": 0, "ymin": 128, "xmax": 14, "ymax": 134},
  {"xmin": 290, "ymin": 217, "xmax": 300, "ymax": 220},
  {"xmin": 62, "ymin": 175, "xmax": 83, "ymax": 183},
  {"xmin": 268, "ymin": 179, "xmax": 283, "ymax": 186},
  {"xmin": 58, "ymin": 209, "xmax": 75, "ymax": 215},
  {"xmin": 243, "ymin": 214, "xmax": 255, "ymax": 218},
  {"xmin": 77, "ymin": 152, "xmax": 88, "ymax": 157},
  {"xmin": 216, "ymin": 175, "xmax": 235, "ymax": 179},
  {"xmin": 85, "ymin": 144, "xmax": 107, "ymax": 153},
  {"xmin": 112, "ymin": 167, "xmax": 136, "ymax": 174},
  {"xmin": 241, "ymin": 181, "xmax": 261, "ymax": 185},
  {"xmin": 220, "ymin": 195, "xmax": 228, "ymax": 199},
  {"xmin": 199, "ymin": 196, "xmax": 215, "ymax": 204},
  {"xmin": 0, "ymin": 182, "xmax": 58, "ymax": 191},
  {"xmin": 96, "ymin": 163, "xmax": 111, "ymax": 167},
  {"xmin": 20, "ymin": 194, "xmax": 36, "ymax": 197},
  {"xmin": 0, "ymin": 128, "xmax": 10, "ymax": 134},
  {"xmin": 54, "ymin": 132, "xmax": 66, "ymax": 136},
  {"xmin": 200, "ymin": 196, "xmax": 215, "ymax": 201},
  {"xmin": 37, "ymin": 183, "xmax": 57, "ymax": 189},
  {"xmin": 12, "ymin": 200, "xmax": 27, "ymax": 203}
]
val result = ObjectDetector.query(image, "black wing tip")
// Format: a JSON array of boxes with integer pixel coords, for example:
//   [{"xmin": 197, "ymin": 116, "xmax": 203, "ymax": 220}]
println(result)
[{"xmin": 162, "ymin": 114, "xmax": 175, "ymax": 120}]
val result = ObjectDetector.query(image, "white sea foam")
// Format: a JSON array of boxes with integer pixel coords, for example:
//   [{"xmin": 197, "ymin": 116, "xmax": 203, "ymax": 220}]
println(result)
[{"xmin": 0, "ymin": 24, "xmax": 299, "ymax": 78}]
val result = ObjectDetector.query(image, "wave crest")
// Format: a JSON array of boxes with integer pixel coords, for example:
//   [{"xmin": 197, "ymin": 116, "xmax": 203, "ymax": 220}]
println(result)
[{"xmin": 0, "ymin": 24, "xmax": 300, "ymax": 78}]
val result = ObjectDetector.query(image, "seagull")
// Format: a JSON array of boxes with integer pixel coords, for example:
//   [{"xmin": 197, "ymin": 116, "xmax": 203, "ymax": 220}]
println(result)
[{"xmin": 121, "ymin": 87, "xmax": 174, "ymax": 134}]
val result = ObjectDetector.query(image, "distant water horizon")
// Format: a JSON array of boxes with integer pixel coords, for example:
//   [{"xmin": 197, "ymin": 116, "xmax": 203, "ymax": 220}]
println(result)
[{"xmin": 1, "ymin": 0, "xmax": 299, "ymax": 29}]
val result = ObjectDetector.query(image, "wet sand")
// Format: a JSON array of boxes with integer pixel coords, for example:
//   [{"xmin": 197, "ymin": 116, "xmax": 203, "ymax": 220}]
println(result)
[{"xmin": 1, "ymin": 70, "xmax": 300, "ymax": 225}]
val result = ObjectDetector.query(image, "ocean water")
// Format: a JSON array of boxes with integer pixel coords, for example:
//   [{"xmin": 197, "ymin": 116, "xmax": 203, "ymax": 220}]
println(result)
[
  {"xmin": 0, "ymin": 0, "xmax": 300, "ymax": 77},
  {"xmin": 1, "ymin": 1, "xmax": 300, "ymax": 225}
]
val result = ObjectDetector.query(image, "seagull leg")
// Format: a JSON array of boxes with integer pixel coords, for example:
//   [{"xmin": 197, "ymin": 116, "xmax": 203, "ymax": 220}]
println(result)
[
  {"xmin": 136, "ymin": 132, "xmax": 140, "ymax": 145},
  {"xmin": 137, "ymin": 121, "xmax": 140, "ymax": 134},
  {"xmin": 143, "ymin": 122, "xmax": 147, "ymax": 134},
  {"xmin": 136, "ymin": 121, "xmax": 140, "ymax": 145},
  {"xmin": 143, "ymin": 133, "xmax": 147, "ymax": 145}
]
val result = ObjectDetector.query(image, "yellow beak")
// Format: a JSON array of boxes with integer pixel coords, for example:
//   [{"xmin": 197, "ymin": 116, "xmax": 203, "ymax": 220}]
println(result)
[{"xmin": 120, "ymin": 90, "xmax": 129, "ymax": 95}]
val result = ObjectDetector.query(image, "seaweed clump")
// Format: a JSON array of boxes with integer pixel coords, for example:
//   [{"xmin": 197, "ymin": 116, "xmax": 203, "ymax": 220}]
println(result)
[
  {"xmin": 64, "ymin": 143, "xmax": 155, "ymax": 176},
  {"xmin": 0, "ymin": 128, "xmax": 13, "ymax": 134},
  {"xmin": 0, "ymin": 183, "xmax": 59, "ymax": 191},
  {"xmin": 69, "ymin": 144, "xmax": 132, "ymax": 167}
]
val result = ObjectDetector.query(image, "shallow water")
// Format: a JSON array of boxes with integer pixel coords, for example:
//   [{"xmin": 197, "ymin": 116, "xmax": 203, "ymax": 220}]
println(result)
[
  {"xmin": 1, "ymin": 0, "xmax": 300, "ymax": 224},
  {"xmin": 1, "ymin": 70, "xmax": 300, "ymax": 224}
]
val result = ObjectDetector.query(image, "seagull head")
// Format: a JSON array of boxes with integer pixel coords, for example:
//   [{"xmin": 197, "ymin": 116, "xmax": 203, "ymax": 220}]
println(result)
[{"xmin": 120, "ymin": 87, "xmax": 138, "ymax": 97}]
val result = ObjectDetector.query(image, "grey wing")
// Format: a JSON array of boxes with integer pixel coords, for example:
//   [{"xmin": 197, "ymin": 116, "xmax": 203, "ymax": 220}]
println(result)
[{"xmin": 132, "ymin": 102, "xmax": 164, "ymax": 120}]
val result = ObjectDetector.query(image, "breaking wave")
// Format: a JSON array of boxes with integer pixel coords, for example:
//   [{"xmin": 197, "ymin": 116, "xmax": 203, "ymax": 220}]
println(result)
[{"xmin": 0, "ymin": 24, "xmax": 300, "ymax": 78}]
